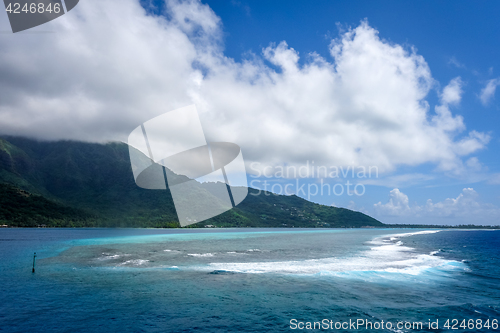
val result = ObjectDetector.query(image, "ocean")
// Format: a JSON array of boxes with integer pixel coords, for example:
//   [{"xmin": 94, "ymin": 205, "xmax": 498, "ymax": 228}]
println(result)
[{"xmin": 0, "ymin": 228, "xmax": 499, "ymax": 332}]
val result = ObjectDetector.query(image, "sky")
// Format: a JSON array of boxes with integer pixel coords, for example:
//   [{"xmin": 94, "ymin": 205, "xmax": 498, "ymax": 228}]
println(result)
[{"xmin": 0, "ymin": 0, "xmax": 499, "ymax": 225}]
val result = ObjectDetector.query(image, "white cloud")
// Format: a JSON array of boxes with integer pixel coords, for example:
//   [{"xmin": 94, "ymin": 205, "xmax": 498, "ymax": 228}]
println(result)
[
  {"xmin": 374, "ymin": 188, "xmax": 500, "ymax": 225},
  {"xmin": 440, "ymin": 77, "xmax": 463, "ymax": 106},
  {"xmin": 423, "ymin": 188, "xmax": 482, "ymax": 217},
  {"xmin": 0, "ymin": 0, "xmax": 205, "ymax": 140},
  {"xmin": 480, "ymin": 78, "xmax": 500, "ymax": 106},
  {"xmin": 374, "ymin": 188, "xmax": 411, "ymax": 216},
  {"xmin": 0, "ymin": 1, "xmax": 490, "ymax": 176},
  {"xmin": 465, "ymin": 157, "xmax": 483, "ymax": 172}
]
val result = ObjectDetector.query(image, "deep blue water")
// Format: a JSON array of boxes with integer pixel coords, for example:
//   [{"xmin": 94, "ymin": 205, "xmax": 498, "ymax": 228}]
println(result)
[{"xmin": 0, "ymin": 228, "xmax": 499, "ymax": 332}]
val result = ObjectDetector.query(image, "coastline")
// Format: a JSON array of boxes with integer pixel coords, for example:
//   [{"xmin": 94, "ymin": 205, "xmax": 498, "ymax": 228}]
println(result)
[{"xmin": 1, "ymin": 225, "xmax": 499, "ymax": 229}]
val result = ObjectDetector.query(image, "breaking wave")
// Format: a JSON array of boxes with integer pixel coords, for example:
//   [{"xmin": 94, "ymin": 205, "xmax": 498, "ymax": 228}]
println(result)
[{"xmin": 200, "ymin": 230, "xmax": 467, "ymax": 278}]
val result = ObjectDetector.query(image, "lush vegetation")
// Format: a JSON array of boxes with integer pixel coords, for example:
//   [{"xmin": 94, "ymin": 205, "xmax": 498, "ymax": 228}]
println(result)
[
  {"xmin": 0, "ymin": 183, "xmax": 96, "ymax": 227},
  {"xmin": 0, "ymin": 136, "xmax": 383, "ymax": 228}
]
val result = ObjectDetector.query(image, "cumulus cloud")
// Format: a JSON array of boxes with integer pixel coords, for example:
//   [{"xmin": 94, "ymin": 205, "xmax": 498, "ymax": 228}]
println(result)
[
  {"xmin": 422, "ymin": 188, "xmax": 483, "ymax": 217},
  {"xmin": 0, "ymin": 0, "xmax": 490, "ymax": 176},
  {"xmin": 440, "ymin": 77, "xmax": 463, "ymax": 105},
  {"xmin": 480, "ymin": 78, "xmax": 500, "ymax": 106},
  {"xmin": 374, "ymin": 188, "xmax": 500, "ymax": 224},
  {"xmin": 0, "ymin": 0, "xmax": 204, "ymax": 140},
  {"xmin": 373, "ymin": 188, "xmax": 411, "ymax": 216}
]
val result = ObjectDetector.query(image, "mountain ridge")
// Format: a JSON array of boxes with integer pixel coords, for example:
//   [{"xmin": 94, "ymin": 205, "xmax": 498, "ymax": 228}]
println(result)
[{"xmin": 0, "ymin": 136, "xmax": 384, "ymax": 228}]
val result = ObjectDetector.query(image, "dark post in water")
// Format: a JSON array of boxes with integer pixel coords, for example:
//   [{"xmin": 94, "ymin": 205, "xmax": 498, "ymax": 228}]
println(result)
[{"xmin": 32, "ymin": 252, "xmax": 36, "ymax": 273}]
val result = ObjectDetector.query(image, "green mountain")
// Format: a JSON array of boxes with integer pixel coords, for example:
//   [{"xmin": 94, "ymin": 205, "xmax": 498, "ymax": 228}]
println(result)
[{"xmin": 0, "ymin": 136, "xmax": 383, "ymax": 228}]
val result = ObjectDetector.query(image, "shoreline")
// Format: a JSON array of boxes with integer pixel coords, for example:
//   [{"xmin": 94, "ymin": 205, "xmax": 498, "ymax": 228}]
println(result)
[{"xmin": 1, "ymin": 225, "xmax": 499, "ymax": 230}]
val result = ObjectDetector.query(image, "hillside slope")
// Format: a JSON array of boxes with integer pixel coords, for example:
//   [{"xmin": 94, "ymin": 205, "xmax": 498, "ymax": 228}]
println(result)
[{"xmin": 0, "ymin": 136, "xmax": 383, "ymax": 228}]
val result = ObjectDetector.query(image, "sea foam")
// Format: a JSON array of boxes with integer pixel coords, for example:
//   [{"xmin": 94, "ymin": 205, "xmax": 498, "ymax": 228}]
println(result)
[{"xmin": 203, "ymin": 230, "xmax": 465, "ymax": 278}]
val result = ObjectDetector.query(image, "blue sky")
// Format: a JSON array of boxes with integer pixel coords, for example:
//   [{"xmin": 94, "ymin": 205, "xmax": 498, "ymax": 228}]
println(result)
[
  {"xmin": 0, "ymin": 0, "xmax": 499, "ymax": 224},
  {"xmin": 204, "ymin": 0, "xmax": 500, "ymax": 144},
  {"xmin": 195, "ymin": 0, "xmax": 500, "ymax": 224}
]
